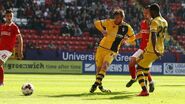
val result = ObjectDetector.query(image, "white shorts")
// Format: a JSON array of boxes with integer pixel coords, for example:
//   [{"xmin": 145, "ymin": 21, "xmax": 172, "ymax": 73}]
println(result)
[
  {"xmin": 0, "ymin": 50, "xmax": 12, "ymax": 63},
  {"xmin": 131, "ymin": 49, "xmax": 144, "ymax": 58}
]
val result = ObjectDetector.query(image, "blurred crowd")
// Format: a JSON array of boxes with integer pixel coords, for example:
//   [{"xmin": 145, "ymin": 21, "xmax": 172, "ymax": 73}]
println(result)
[{"xmin": 0, "ymin": 0, "xmax": 143, "ymax": 36}]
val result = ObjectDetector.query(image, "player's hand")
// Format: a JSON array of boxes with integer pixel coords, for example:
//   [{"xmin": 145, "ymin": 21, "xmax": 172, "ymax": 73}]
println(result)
[
  {"xmin": 122, "ymin": 37, "xmax": 128, "ymax": 45},
  {"xmin": 17, "ymin": 52, "xmax": 24, "ymax": 60},
  {"xmin": 101, "ymin": 30, "xmax": 107, "ymax": 36},
  {"xmin": 122, "ymin": 39, "xmax": 126, "ymax": 45},
  {"xmin": 154, "ymin": 50, "xmax": 162, "ymax": 58}
]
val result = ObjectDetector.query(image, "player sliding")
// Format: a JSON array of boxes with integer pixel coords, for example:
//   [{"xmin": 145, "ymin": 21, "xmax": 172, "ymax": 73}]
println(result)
[
  {"xmin": 0, "ymin": 9, "xmax": 23, "ymax": 86},
  {"xmin": 90, "ymin": 8, "xmax": 135, "ymax": 93},
  {"xmin": 136, "ymin": 3, "xmax": 168, "ymax": 96},
  {"xmin": 126, "ymin": 6, "xmax": 155, "ymax": 92}
]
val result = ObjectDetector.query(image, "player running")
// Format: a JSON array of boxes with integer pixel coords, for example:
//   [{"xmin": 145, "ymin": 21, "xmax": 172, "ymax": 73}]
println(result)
[
  {"xmin": 90, "ymin": 8, "xmax": 135, "ymax": 93},
  {"xmin": 126, "ymin": 6, "xmax": 154, "ymax": 92},
  {"xmin": 0, "ymin": 9, "xmax": 23, "ymax": 86},
  {"xmin": 136, "ymin": 3, "xmax": 168, "ymax": 96}
]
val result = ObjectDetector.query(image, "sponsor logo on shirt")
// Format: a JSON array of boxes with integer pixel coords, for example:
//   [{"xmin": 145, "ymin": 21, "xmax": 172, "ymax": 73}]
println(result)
[{"xmin": 1, "ymin": 31, "xmax": 11, "ymax": 36}]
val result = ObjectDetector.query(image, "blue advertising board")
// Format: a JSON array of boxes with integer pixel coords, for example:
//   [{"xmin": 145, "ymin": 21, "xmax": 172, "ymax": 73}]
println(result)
[
  {"xmin": 82, "ymin": 61, "xmax": 163, "ymax": 75},
  {"xmin": 164, "ymin": 63, "xmax": 185, "ymax": 75},
  {"xmin": 25, "ymin": 49, "xmax": 183, "ymax": 62}
]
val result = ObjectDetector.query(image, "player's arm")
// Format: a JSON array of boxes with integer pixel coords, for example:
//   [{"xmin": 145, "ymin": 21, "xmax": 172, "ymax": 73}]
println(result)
[
  {"xmin": 151, "ymin": 32, "xmax": 162, "ymax": 57},
  {"xmin": 14, "ymin": 26, "xmax": 23, "ymax": 59},
  {"xmin": 123, "ymin": 25, "xmax": 136, "ymax": 44},
  {"xmin": 150, "ymin": 20, "xmax": 161, "ymax": 57},
  {"xmin": 15, "ymin": 26, "xmax": 23, "ymax": 60},
  {"xmin": 17, "ymin": 33, "xmax": 23, "ymax": 59},
  {"xmin": 135, "ymin": 32, "xmax": 142, "ymax": 39},
  {"xmin": 94, "ymin": 19, "xmax": 107, "ymax": 36}
]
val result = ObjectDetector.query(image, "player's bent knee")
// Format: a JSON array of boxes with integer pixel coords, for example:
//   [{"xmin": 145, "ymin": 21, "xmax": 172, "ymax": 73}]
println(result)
[
  {"xmin": 102, "ymin": 62, "xmax": 110, "ymax": 71},
  {"xmin": 96, "ymin": 67, "xmax": 101, "ymax": 74},
  {"xmin": 129, "ymin": 61, "xmax": 135, "ymax": 67},
  {"xmin": 0, "ymin": 60, "xmax": 4, "ymax": 66},
  {"xmin": 137, "ymin": 65, "xmax": 144, "ymax": 70},
  {"xmin": 129, "ymin": 57, "xmax": 136, "ymax": 67}
]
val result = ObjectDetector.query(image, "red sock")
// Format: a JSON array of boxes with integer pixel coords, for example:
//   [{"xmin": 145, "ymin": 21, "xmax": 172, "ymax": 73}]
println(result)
[
  {"xmin": 0, "ymin": 66, "xmax": 4, "ymax": 84},
  {"xmin": 148, "ymin": 72, "xmax": 152, "ymax": 82},
  {"xmin": 129, "ymin": 65, "xmax": 136, "ymax": 79}
]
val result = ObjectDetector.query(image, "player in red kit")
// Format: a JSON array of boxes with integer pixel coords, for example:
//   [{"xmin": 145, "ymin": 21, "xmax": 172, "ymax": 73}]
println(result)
[
  {"xmin": 126, "ymin": 7, "xmax": 155, "ymax": 92},
  {"xmin": 0, "ymin": 9, "xmax": 23, "ymax": 86}
]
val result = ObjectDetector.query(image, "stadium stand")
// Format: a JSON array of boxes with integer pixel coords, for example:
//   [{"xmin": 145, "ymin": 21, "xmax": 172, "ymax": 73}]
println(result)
[{"xmin": 0, "ymin": 0, "xmax": 185, "ymax": 54}]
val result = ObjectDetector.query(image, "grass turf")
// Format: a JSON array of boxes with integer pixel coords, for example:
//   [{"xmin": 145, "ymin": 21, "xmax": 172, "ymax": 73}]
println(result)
[{"xmin": 0, "ymin": 74, "xmax": 185, "ymax": 104}]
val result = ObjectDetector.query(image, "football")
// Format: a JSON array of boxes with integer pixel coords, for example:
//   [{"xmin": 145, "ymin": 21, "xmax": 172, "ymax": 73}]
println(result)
[{"xmin": 21, "ymin": 83, "xmax": 34, "ymax": 96}]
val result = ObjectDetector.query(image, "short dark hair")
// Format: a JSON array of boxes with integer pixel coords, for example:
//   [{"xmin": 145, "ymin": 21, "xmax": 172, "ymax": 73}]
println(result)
[
  {"xmin": 113, "ymin": 8, "xmax": 125, "ymax": 18},
  {"xmin": 149, "ymin": 3, "xmax": 160, "ymax": 13},
  {"xmin": 5, "ymin": 9, "xmax": 13, "ymax": 14}
]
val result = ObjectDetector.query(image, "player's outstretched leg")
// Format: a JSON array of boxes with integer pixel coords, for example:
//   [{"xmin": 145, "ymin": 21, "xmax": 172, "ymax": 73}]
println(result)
[
  {"xmin": 148, "ymin": 72, "xmax": 155, "ymax": 92},
  {"xmin": 0, "ymin": 66, "xmax": 4, "ymax": 86},
  {"xmin": 137, "ymin": 68, "xmax": 149, "ymax": 96},
  {"xmin": 0, "ymin": 60, "xmax": 4, "ymax": 86},
  {"xmin": 126, "ymin": 57, "xmax": 137, "ymax": 87},
  {"xmin": 126, "ymin": 79, "xmax": 136, "ymax": 88}
]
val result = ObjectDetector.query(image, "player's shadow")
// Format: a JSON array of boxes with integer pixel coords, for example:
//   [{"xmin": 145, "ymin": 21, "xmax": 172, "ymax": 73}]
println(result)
[
  {"xmin": 44, "ymin": 91, "xmax": 137, "ymax": 100},
  {"xmin": 159, "ymin": 84, "xmax": 185, "ymax": 87},
  {"xmin": 84, "ymin": 94, "xmax": 135, "ymax": 100}
]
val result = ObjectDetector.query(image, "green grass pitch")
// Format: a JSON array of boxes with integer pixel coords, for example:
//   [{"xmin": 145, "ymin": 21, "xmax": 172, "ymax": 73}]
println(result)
[{"xmin": 0, "ymin": 74, "xmax": 185, "ymax": 104}]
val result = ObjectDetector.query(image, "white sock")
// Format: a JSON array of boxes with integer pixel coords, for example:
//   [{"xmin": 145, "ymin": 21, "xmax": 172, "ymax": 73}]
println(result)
[{"xmin": 149, "ymin": 81, "xmax": 154, "ymax": 84}]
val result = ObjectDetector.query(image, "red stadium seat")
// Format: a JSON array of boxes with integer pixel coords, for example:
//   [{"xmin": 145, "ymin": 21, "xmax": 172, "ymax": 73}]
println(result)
[
  {"xmin": 83, "ymin": 32, "xmax": 90, "ymax": 37},
  {"xmin": 42, "ymin": 44, "xmax": 48, "ymax": 49},
  {"xmin": 51, "ymin": 35, "xmax": 58, "ymax": 40},
  {"xmin": 80, "ymin": 41, "xmax": 86, "ymax": 45},
  {"xmin": 68, "ymin": 41, "xmax": 74, "ymax": 45},
  {"xmin": 64, "ymin": 36, "xmax": 70, "ymax": 41},
  {"xmin": 76, "ymin": 37, "xmax": 81, "ymax": 41},
  {"xmin": 71, "ymin": 36, "xmax": 76, "ymax": 41},
  {"xmin": 74, "ymin": 41, "xmax": 80, "ymax": 45},
  {"xmin": 82, "ymin": 37, "xmax": 87, "ymax": 40},
  {"xmin": 32, "ymin": 35, "xmax": 39, "ymax": 40},
  {"xmin": 43, "ymin": 40, "xmax": 50, "ymax": 44},
  {"xmin": 58, "ymin": 36, "xmax": 65, "ymax": 40},
  {"xmin": 38, "ymin": 40, "xmax": 42, "ymax": 44},
  {"xmin": 24, "ymin": 39, "xmax": 29, "ymax": 44},
  {"xmin": 88, "ymin": 37, "xmax": 94, "ymax": 42}
]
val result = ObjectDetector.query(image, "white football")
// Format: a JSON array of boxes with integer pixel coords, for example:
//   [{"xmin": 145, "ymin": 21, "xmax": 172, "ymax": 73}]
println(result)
[{"xmin": 21, "ymin": 83, "xmax": 34, "ymax": 96}]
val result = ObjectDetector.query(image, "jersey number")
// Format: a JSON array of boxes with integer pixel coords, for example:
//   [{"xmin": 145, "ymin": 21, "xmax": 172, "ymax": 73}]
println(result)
[{"xmin": 157, "ymin": 26, "xmax": 167, "ymax": 38}]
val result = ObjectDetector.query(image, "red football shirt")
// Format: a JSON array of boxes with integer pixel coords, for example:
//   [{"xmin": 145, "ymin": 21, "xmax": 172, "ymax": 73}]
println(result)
[
  {"xmin": 140, "ymin": 20, "xmax": 150, "ymax": 50},
  {"xmin": 0, "ymin": 22, "xmax": 20, "ymax": 52}
]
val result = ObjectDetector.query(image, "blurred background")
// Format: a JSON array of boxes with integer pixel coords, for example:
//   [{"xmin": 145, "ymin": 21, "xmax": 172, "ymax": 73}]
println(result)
[{"xmin": 0, "ymin": 0, "xmax": 185, "ymax": 74}]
